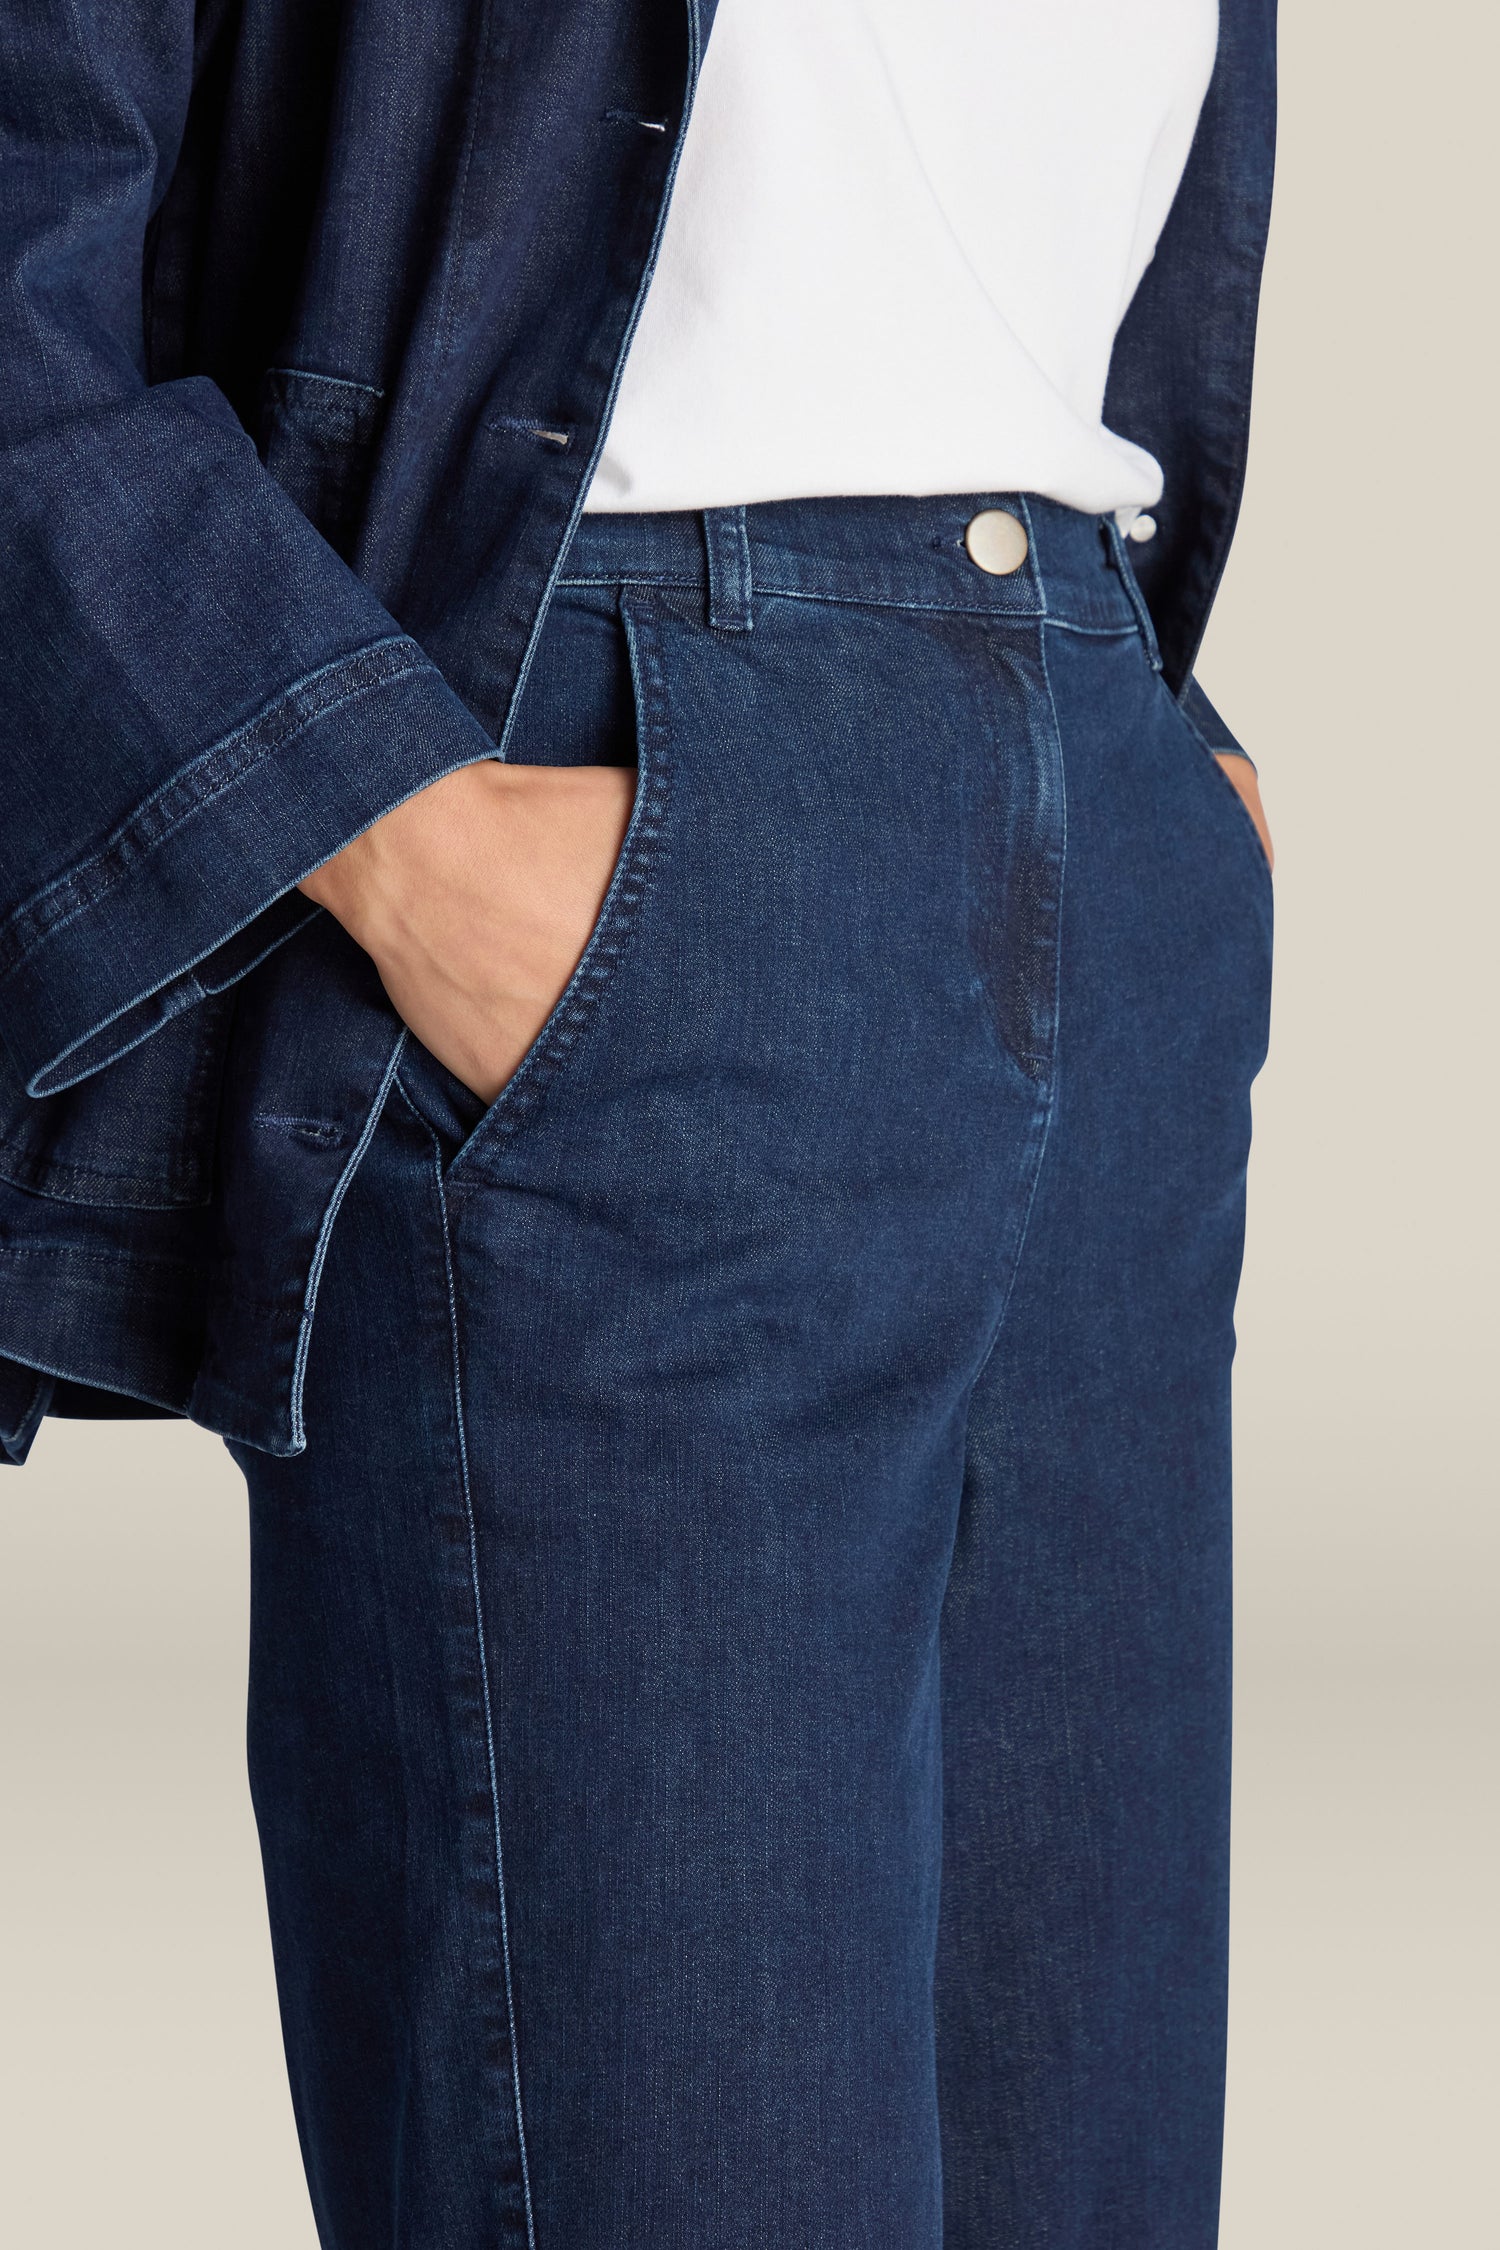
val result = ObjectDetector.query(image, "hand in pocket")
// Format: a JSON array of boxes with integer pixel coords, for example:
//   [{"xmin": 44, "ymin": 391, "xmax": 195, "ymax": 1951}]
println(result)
[
  {"xmin": 299, "ymin": 760, "xmax": 636, "ymax": 1100},
  {"xmin": 1214, "ymin": 752, "xmax": 1274, "ymax": 872}
]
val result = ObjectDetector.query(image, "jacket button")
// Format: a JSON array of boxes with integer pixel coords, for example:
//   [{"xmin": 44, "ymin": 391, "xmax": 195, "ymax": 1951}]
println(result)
[{"xmin": 964, "ymin": 508, "xmax": 1029, "ymax": 575}]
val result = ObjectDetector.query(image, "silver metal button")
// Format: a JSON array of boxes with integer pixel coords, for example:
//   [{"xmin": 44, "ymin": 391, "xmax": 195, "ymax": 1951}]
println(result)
[
  {"xmin": 964, "ymin": 508, "xmax": 1029, "ymax": 576},
  {"xmin": 1127, "ymin": 512, "xmax": 1158, "ymax": 543}
]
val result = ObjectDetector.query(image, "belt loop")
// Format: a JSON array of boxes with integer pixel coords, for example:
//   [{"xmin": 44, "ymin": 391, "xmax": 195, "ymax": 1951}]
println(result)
[
  {"xmin": 1104, "ymin": 515, "xmax": 1163, "ymax": 671},
  {"xmin": 703, "ymin": 505, "xmax": 753, "ymax": 632}
]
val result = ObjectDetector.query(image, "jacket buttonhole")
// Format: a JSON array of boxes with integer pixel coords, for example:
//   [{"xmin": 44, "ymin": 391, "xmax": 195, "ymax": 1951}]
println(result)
[
  {"xmin": 486, "ymin": 413, "xmax": 572, "ymax": 451},
  {"xmin": 251, "ymin": 1115, "xmax": 349, "ymax": 1151}
]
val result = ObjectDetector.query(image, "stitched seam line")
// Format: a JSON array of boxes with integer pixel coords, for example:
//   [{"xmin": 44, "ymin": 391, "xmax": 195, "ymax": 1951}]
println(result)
[
  {"xmin": 555, "ymin": 575, "xmax": 1136, "ymax": 633},
  {"xmin": 1149, "ymin": 652, "xmax": 1274, "ymax": 893},
  {"xmin": 0, "ymin": 637, "xmax": 428, "ymax": 978},
  {"xmin": 965, "ymin": 622, "xmax": 1070, "ymax": 1390},
  {"xmin": 286, "ymin": 1028, "xmax": 408, "ymax": 1452},
  {"xmin": 266, "ymin": 366, "xmax": 385, "ymax": 399},
  {"xmin": 447, "ymin": 598, "xmax": 673, "ymax": 1174},
  {"xmin": 1103, "ymin": 515, "xmax": 1163, "ymax": 668},
  {"xmin": 430, "ymin": 1130, "xmax": 537, "ymax": 2250},
  {"xmin": 0, "ymin": 1141, "xmax": 210, "ymax": 1205},
  {"xmin": 488, "ymin": 0, "xmax": 696, "ymax": 767},
  {"xmin": 0, "ymin": 1244, "xmax": 198, "ymax": 1270},
  {"xmin": 0, "ymin": 1338, "xmax": 183, "ymax": 1416}
]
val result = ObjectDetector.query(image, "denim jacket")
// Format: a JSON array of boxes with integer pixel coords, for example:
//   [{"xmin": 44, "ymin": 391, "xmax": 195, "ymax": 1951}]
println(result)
[{"xmin": 0, "ymin": 0, "xmax": 1276, "ymax": 1463}]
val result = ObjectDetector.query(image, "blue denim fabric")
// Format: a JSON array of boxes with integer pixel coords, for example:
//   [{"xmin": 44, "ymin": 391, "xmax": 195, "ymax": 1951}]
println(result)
[
  {"xmin": 231, "ymin": 494, "xmax": 1272, "ymax": 2247},
  {"xmin": 0, "ymin": 2, "xmax": 1275, "ymax": 1454}
]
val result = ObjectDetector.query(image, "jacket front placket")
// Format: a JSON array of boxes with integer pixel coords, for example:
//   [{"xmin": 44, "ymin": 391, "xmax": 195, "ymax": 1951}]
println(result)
[{"xmin": 192, "ymin": 0, "xmax": 705, "ymax": 1454}]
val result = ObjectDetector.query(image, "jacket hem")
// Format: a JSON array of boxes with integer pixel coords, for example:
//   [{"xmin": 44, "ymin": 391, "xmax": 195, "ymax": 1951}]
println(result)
[{"xmin": 0, "ymin": 1247, "xmax": 200, "ymax": 1424}]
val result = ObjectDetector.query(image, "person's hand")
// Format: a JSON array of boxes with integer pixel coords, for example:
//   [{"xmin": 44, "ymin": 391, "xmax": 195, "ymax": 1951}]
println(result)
[
  {"xmin": 1215, "ymin": 754, "xmax": 1274, "ymax": 871},
  {"xmin": 299, "ymin": 760, "xmax": 635, "ymax": 1103}
]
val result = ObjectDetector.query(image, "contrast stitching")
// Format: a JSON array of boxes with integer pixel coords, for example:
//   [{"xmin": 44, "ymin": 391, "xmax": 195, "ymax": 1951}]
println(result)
[
  {"xmin": 447, "ymin": 599, "xmax": 673, "ymax": 1175},
  {"xmin": 555, "ymin": 575, "xmax": 1138, "ymax": 633},
  {"xmin": 0, "ymin": 1140, "xmax": 210, "ymax": 1204},
  {"xmin": 265, "ymin": 366, "xmax": 385, "ymax": 399},
  {"xmin": 965, "ymin": 620, "xmax": 1070, "ymax": 1387},
  {"xmin": 0, "ymin": 638, "xmax": 428, "ymax": 977},
  {"xmin": 0, "ymin": 1335, "xmax": 183, "ymax": 1417},
  {"xmin": 703, "ymin": 505, "xmax": 753, "ymax": 631},
  {"xmin": 1146, "ymin": 651, "xmax": 1274, "ymax": 893},
  {"xmin": 1009, "ymin": 615, "xmax": 1135, "ymax": 641},
  {"xmin": 490, "ymin": 0, "xmax": 697, "ymax": 763},
  {"xmin": 1103, "ymin": 516, "xmax": 1163, "ymax": 669},
  {"xmin": 555, "ymin": 572, "xmax": 699, "ymax": 592},
  {"xmin": 1016, "ymin": 493, "xmax": 1049, "ymax": 622},
  {"xmin": 430, "ymin": 1132, "xmax": 538, "ymax": 2250},
  {"xmin": 286, "ymin": 1028, "xmax": 408, "ymax": 1451},
  {"xmin": 24, "ymin": 898, "xmax": 316, "ymax": 1102},
  {"xmin": 250, "ymin": 1115, "xmax": 352, "ymax": 1149},
  {"xmin": 0, "ymin": 1244, "xmax": 198, "ymax": 1270},
  {"xmin": 1032, "ymin": 616, "xmax": 1070, "ymax": 1104},
  {"xmin": 566, "ymin": 574, "xmax": 1017, "ymax": 614}
]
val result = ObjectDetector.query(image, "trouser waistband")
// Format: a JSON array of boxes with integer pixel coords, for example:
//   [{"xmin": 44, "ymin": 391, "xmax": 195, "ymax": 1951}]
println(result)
[{"xmin": 560, "ymin": 491, "xmax": 1152, "ymax": 643}]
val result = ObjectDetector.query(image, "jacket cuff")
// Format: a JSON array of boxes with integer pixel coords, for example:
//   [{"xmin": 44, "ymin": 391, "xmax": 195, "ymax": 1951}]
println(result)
[
  {"xmin": 0, "ymin": 1354, "xmax": 53, "ymax": 1466},
  {"xmin": 0, "ymin": 636, "xmax": 498, "ymax": 1096}
]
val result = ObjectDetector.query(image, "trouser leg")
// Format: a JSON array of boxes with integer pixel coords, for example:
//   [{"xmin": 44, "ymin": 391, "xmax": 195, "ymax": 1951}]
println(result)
[
  {"xmin": 236, "ymin": 568, "xmax": 1063, "ymax": 2247},
  {"xmin": 936, "ymin": 620, "xmax": 1273, "ymax": 2248},
  {"xmin": 236, "ymin": 1108, "xmax": 536, "ymax": 2250},
  {"xmin": 234, "ymin": 515, "xmax": 1270, "ymax": 2250}
]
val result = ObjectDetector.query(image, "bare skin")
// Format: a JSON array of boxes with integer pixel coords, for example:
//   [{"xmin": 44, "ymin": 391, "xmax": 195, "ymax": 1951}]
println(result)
[
  {"xmin": 1217, "ymin": 752, "xmax": 1274, "ymax": 874},
  {"xmin": 300, "ymin": 752, "xmax": 1271, "ymax": 1105},
  {"xmin": 299, "ymin": 761, "xmax": 636, "ymax": 1103}
]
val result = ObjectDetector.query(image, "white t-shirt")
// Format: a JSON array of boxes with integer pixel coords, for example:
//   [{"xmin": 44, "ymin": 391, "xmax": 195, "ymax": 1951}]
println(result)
[{"xmin": 585, "ymin": 0, "xmax": 1218, "ymax": 518}]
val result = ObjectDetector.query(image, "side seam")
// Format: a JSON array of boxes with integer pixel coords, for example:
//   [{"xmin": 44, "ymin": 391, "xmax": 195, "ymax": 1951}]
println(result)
[{"xmin": 429, "ymin": 1132, "xmax": 538, "ymax": 2250}]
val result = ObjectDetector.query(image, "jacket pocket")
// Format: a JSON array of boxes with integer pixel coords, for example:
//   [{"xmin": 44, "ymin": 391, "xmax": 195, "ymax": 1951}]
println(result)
[
  {"xmin": 0, "ymin": 989, "xmax": 233, "ymax": 1209},
  {"xmin": 257, "ymin": 368, "xmax": 385, "ymax": 560}
]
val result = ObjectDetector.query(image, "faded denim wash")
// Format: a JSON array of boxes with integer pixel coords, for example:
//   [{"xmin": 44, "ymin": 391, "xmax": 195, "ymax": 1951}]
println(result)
[
  {"xmin": 234, "ymin": 493, "xmax": 1272, "ymax": 2248},
  {"xmin": 0, "ymin": 0, "xmax": 1275, "ymax": 1454}
]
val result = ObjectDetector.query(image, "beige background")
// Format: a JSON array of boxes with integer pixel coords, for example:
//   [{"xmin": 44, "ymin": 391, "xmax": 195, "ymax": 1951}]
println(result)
[{"xmin": 2, "ymin": 7, "xmax": 1496, "ymax": 2242}]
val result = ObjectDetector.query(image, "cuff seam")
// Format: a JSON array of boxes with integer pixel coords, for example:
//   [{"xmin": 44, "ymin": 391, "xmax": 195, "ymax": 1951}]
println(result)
[{"xmin": 0, "ymin": 636, "xmax": 426, "ymax": 981}]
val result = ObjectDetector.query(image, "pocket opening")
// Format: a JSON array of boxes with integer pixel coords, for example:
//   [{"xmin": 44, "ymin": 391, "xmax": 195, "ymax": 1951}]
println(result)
[
  {"xmin": 408, "ymin": 594, "xmax": 672, "ymax": 1180},
  {"xmin": 1151, "ymin": 661, "xmax": 1273, "ymax": 890}
]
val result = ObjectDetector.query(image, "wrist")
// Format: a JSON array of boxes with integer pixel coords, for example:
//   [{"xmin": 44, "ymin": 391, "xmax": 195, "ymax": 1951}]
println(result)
[
  {"xmin": 297, "ymin": 759, "xmax": 502, "ymax": 934},
  {"xmin": 297, "ymin": 831, "xmax": 372, "ymax": 922}
]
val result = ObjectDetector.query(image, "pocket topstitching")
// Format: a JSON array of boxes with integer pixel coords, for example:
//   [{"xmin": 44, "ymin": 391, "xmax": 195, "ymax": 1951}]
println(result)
[{"xmin": 411, "ymin": 594, "xmax": 675, "ymax": 1177}]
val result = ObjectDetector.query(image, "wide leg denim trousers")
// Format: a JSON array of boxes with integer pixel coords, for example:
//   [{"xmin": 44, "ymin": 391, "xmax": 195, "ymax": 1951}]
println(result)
[{"xmin": 232, "ymin": 494, "xmax": 1273, "ymax": 2250}]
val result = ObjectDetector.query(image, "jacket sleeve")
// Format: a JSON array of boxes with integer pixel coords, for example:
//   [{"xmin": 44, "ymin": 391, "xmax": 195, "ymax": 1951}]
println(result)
[{"xmin": 0, "ymin": 4, "xmax": 500, "ymax": 1098}]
